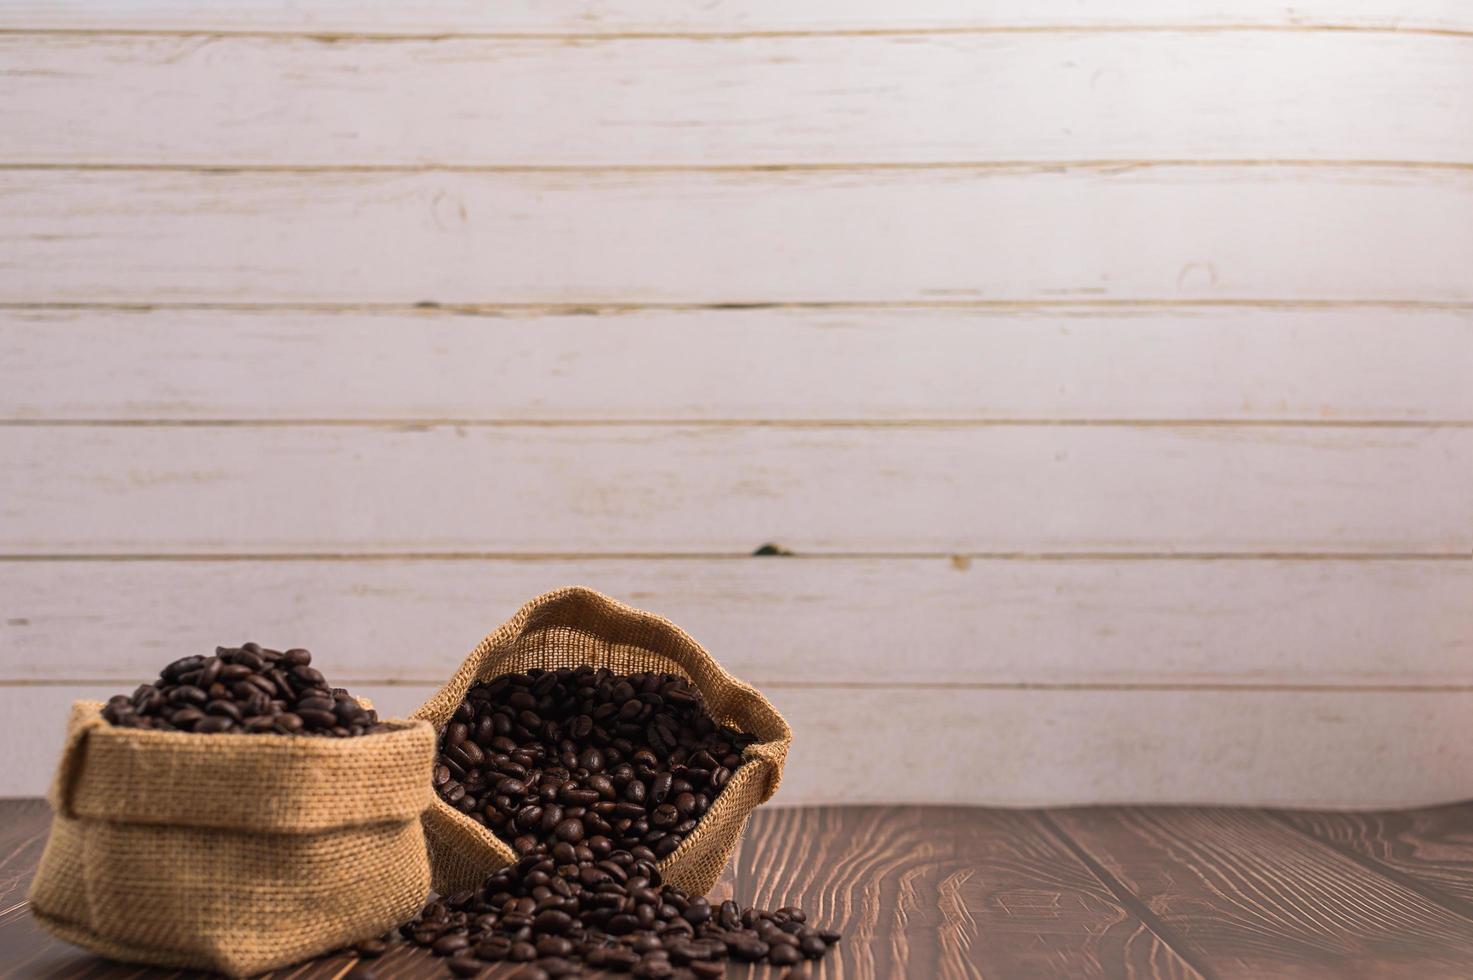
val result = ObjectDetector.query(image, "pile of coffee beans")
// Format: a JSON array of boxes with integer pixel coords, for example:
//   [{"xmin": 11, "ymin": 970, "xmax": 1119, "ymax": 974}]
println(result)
[
  {"xmin": 100, "ymin": 644, "xmax": 388, "ymax": 737},
  {"xmin": 435, "ymin": 668, "xmax": 757, "ymax": 860},
  {"xmin": 381, "ymin": 845, "xmax": 838, "ymax": 979},
  {"xmin": 377, "ymin": 667, "xmax": 840, "ymax": 979}
]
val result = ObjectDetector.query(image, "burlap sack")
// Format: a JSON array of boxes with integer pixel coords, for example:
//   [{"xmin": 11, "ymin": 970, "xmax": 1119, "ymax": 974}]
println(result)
[
  {"xmin": 28, "ymin": 702, "xmax": 436, "ymax": 976},
  {"xmin": 414, "ymin": 586, "xmax": 791, "ymax": 898}
]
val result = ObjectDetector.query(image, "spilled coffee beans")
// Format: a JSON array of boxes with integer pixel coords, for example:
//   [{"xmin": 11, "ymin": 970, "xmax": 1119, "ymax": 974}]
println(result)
[
  {"xmin": 396, "ymin": 846, "xmax": 839, "ymax": 978},
  {"xmin": 435, "ymin": 668, "xmax": 756, "ymax": 860},
  {"xmin": 100, "ymin": 643, "xmax": 389, "ymax": 737}
]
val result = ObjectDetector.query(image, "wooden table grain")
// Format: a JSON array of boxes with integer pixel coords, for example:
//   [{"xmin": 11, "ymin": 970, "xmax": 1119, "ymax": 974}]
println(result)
[{"xmin": 4, "ymin": 800, "xmax": 1473, "ymax": 979}]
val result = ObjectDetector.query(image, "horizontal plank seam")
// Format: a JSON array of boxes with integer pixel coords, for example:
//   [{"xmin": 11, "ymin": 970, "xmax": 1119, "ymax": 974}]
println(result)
[
  {"xmin": 1035, "ymin": 811, "xmax": 1217, "ymax": 980},
  {"xmin": 3, "ymin": 160, "xmax": 1471, "ymax": 174},
  {"xmin": 6, "ymin": 680, "xmax": 1473, "ymax": 693},
  {"xmin": 1263, "ymin": 811, "xmax": 1473, "ymax": 923},
  {"xmin": 3, "ymin": 419, "xmax": 1473, "ymax": 429},
  {"xmin": 4, "ymin": 300, "xmax": 1471, "ymax": 314},
  {"xmin": 1, "ymin": 552, "xmax": 1468, "ymax": 562},
  {"xmin": 0, "ymin": 23, "xmax": 1469, "ymax": 41}
]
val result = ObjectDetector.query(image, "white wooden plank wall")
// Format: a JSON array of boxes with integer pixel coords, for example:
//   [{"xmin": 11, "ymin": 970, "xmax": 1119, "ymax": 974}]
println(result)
[
  {"xmin": 4, "ymin": 1, "xmax": 1472, "ymax": 35},
  {"xmin": 1, "ymin": 0, "xmax": 1470, "ymax": 806},
  {"xmin": 4, "ymin": 307, "xmax": 1473, "ymax": 423},
  {"xmin": 5, "ymin": 168, "xmax": 1471, "ymax": 304},
  {"xmin": 5, "ymin": 33, "xmax": 1472, "ymax": 166}
]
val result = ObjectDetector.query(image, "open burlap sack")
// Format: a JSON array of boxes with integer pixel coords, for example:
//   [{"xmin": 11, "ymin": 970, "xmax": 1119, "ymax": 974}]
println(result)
[
  {"xmin": 28, "ymin": 702, "xmax": 436, "ymax": 976},
  {"xmin": 414, "ymin": 586, "xmax": 791, "ymax": 897}
]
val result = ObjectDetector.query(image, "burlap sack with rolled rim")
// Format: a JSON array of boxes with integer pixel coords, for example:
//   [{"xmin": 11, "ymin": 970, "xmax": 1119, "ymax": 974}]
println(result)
[
  {"xmin": 28, "ymin": 702, "xmax": 436, "ymax": 977},
  {"xmin": 415, "ymin": 586, "xmax": 792, "ymax": 898}
]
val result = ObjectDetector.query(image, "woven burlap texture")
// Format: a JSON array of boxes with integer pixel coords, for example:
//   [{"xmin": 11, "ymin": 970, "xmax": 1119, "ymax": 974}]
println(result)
[
  {"xmin": 414, "ymin": 586, "xmax": 792, "ymax": 898},
  {"xmin": 28, "ymin": 702, "xmax": 437, "ymax": 977}
]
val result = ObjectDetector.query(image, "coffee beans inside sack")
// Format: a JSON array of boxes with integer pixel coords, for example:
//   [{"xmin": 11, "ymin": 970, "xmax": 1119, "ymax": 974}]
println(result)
[
  {"xmin": 101, "ymin": 642, "xmax": 391, "ymax": 736},
  {"xmin": 414, "ymin": 588, "xmax": 793, "ymax": 899},
  {"xmin": 28, "ymin": 645, "xmax": 435, "ymax": 977},
  {"xmin": 437, "ymin": 669, "xmax": 755, "ymax": 860}
]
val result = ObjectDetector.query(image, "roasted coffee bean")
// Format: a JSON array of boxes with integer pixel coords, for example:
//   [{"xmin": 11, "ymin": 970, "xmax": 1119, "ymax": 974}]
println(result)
[
  {"xmin": 730, "ymin": 938, "xmax": 770, "ymax": 962},
  {"xmin": 533, "ymin": 909, "xmax": 573, "ymax": 934},
  {"xmin": 561, "ymin": 786, "xmax": 600, "ymax": 806},
  {"xmin": 718, "ymin": 900, "xmax": 741, "ymax": 930},
  {"xmin": 234, "ymin": 650, "xmax": 266, "ymax": 672},
  {"xmin": 167, "ymin": 706, "xmax": 205, "ymax": 728},
  {"xmin": 100, "ymin": 645, "xmax": 387, "ymax": 738},
  {"xmin": 607, "ymin": 912, "xmax": 639, "ymax": 935},
  {"xmin": 535, "ymin": 935, "xmax": 574, "ymax": 957},
  {"xmin": 297, "ymin": 708, "xmax": 339, "ymax": 729},
  {"xmin": 168, "ymin": 685, "xmax": 208, "ymax": 706},
  {"xmin": 291, "ymin": 664, "xmax": 326, "ymax": 687},
  {"xmin": 475, "ymin": 936, "xmax": 512, "ymax": 960},
  {"xmin": 800, "ymin": 934, "xmax": 828, "ymax": 958},
  {"xmin": 218, "ymin": 662, "xmax": 253, "ymax": 682},
  {"xmin": 205, "ymin": 699, "xmax": 243, "ymax": 721},
  {"xmin": 160, "ymin": 655, "xmax": 202, "ymax": 678},
  {"xmin": 336, "ymin": 698, "xmax": 367, "ymax": 722}
]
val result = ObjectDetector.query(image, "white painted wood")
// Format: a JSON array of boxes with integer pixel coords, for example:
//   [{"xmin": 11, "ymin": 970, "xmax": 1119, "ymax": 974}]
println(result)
[
  {"xmin": 6, "ymin": 33, "xmax": 1471, "ymax": 166},
  {"xmin": 5, "ymin": 305, "xmax": 1472, "ymax": 422},
  {"xmin": 3, "ymin": 425, "xmax": 1470, "ymax": 555},
  {"xmin": 762, "ymin": 687, "xmax": 1473, "ymax": 808},
  {"xmin": 6, "ymin": 683, "xmax": 1472, "ymax": 806},
  {"xmin": 3, "ymin": 0, "xmax": 1468, "ymax": 811},
  {"xmin": 3, "ymin": 558, "xmax": 1471, "ymax": 685},
  {"xmin": 3, "ymin": 167, "xmax": 1470, "ymax": 304},
  {"xmin": 0, "ymin": 1, "xmax": 1466, "ymax": 36}
]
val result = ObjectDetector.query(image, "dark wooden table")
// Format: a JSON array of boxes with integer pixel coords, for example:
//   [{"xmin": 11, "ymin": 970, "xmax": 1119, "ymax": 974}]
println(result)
[{"xmin": 5, "ymin": 800, "xmax": 1473, "ymax": 979}]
